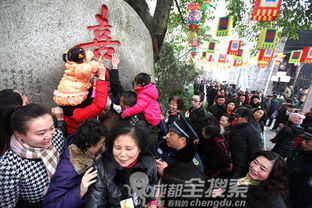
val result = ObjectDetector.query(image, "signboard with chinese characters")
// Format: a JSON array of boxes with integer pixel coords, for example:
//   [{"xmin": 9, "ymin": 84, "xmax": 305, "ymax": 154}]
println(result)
[{"xmin": 0, "ymin": 0, "xmax": 153, "ymax": 107}]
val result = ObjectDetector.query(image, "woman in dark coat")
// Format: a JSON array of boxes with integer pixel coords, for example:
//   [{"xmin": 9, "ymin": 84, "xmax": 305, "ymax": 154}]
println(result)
[
  {"xmin": 198, "ymin": 122, "xmax": 232, "ymax": 178},
  {"xmin": 84, "ymin": 124, "xmax": 157, "ymax": 208},
  {"xmin": 44, "ymin": 119, "xmax": 108, "ymax": 208},
  {"xmin": 213, "ymin": 151, "xmax": 288, "ymax": 208}
]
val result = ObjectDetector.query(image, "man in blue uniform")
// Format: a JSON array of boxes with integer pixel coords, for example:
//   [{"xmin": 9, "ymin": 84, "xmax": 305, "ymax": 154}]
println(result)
[{"xmin": 153, "ymin": 119, "xmax": 203, "ymax": 176}]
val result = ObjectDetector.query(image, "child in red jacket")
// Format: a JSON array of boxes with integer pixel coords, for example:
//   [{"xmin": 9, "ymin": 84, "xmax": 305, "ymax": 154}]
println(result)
[{"xmin": 121, "ymin": 73, "xmax": 161, "ymax": 126}]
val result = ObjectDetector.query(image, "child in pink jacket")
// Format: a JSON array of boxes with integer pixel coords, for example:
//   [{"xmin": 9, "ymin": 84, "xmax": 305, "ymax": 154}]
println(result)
[{"xmin": 121, "ymin": 73, "xmax": 161, "ymax": 126}]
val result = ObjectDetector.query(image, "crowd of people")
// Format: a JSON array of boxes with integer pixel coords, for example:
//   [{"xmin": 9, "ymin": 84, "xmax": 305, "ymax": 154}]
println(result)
[{"xmin": 0, "ymin": 48, "xmax": 311, "ymax": 208}]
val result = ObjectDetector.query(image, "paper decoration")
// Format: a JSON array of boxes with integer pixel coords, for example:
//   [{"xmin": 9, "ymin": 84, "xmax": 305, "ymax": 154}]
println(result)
[
  {"xmin": 233, "ymin": 59, "xmax": 242, "ymax": 67},
  {"xmin": 275, "ymin": 53, "xmax": 285, "ymax": 63},
  {"xmin": 200, "ymin": 0, "xmax": 212, "ymax": 11},
  {"xmin": 289, "ymin": 50, "xmax": 303, "ymax": 64},
  {"xmin": 234, "ymin": 49, "xmax": 243, "ymax": 61},
  {"xmin": 202, "ymin": 52, "xmax": 207, "ymax": 59},
  {"xmin": 257, "ymin": 28, "xmax": 278, "ymax": 49},
  {"xmin": 251, "ymin": 0, "xmax": 282, "ymax": 21},
  {"xmin": 258, "ymin": 49, "xmax": 275, "ymax": 62},
  {"xmin": 218, "ymin": 54, "xmax": 227, "ymax": 63},
  {"xmin": 207, "ymin": 42, "xmax": 216, "ymax": 53},
  {"xmin": 258, "ymin": 61, "xmax": 269, "ymax": 68},
  {"xmin": 207, "ymin": 54, "xmax": 213, "ymax": 62},
  {"xmin": 216, "ymin": 16, "xmax": 233, "ymax": 37},
  {"xmin": 188, "ymin": 11, "xmax": 202, "ymax": 24},
  {"xmin": 188, "ymin": 24, "xmax": 199, "ymax": 32},
  {"xmin": 188, "ymin": 2, "xmax": 201, "ymax": 11},
  {"xmin": 227, "ymin": 40, "xmax": 241, "ymax": 55},
  {"xmin": 300, "ymin": 47, "xmax": 312, "ymax": 63}
]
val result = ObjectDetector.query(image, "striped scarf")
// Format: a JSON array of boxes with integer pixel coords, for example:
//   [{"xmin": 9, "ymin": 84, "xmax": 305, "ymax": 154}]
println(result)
[{"xmin": 10, "ymin": 134, "xmax": 60, "ymax": 181}]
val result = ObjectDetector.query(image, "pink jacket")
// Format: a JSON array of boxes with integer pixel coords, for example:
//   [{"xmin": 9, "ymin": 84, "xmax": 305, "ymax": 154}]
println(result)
[{"xmin": 122, "ymin": 83, "xmax": 161, "ymax": 126}]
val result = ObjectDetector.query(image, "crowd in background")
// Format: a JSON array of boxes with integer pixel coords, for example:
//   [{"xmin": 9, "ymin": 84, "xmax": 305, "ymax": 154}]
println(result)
[{"xmin": 0, "ymin": 49, "xmax": 311, "ymax": 208}]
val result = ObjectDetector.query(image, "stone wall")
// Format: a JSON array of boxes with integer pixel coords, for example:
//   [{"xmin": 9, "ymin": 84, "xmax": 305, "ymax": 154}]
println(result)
[{"xmin": 0, "ymin": 0, "xmax": 153, "ymax": 107}]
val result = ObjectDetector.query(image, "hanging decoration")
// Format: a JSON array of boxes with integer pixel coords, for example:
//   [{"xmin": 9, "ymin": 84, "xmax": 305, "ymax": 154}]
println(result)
[
  {"xmin": 218, "ymin": 54, "xmax": 227, "ymax": 63},
  {"xmin": 188, "ymin": 24, "xmax": 199, "ymax": 33},
  {"xmin": 275, "ymin": 53, "xmax": 285, "ymax": 64},
  {"xmin": 258, "ymin": 61, "xmax": 269, "ymax": 68},
  {"xmin": 227, "ymin": 40, "xmax": 241, "ymax": 55},
  {"xmin": 216, "ymin": 16, "xmax": 233, "ymax": 37},
  {"xmin": 257, "ymin": 28, "xmax": 278, "ymax": 49},
  {"xmin": 188, "ymin": 2, "xmax": 201, "ymax": 11},
  {"xmin": 251, "ymin": 0, "xmax": 282, "ymax": 21},
  {"xmin": 207, "ymin": 54, "xmax": 213, "ymax": 62},
  {"xmin": 188, "ymin": 11, "xmax": 202, "ymax": 24},
  {"xmin": 289, "ymin": 50, "xmax": 303, "ymax": 64},
  {"xmin": 234, "ymin": 49, "xmax": 243, "ymax": 61},
  {"xmin": 233, "ymin": 59, "xmax": 242, "ymax": 67},
  {"xmin": 200, "ymin": 0, "xmax": 212, "ymax": 11},
  {"xmin": 207, "ymin": 42, "xmax": 216, "ymax": 53},
  {"xmin": 300, "ymin": 47, "xmax": 312, "ymax": 63},
  {"xmin": 202, "ymin": 52, "xmax": 207, "ymax": 59},
  {"xmin": 258, "ymin": 49, "xmax": 275, "ymax": 62}
]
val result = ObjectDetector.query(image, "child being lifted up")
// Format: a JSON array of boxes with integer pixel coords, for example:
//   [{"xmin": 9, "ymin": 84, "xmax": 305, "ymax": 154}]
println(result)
[{"xmin": 121, "ymin": 73, "xmax": 161, "ymax": 126}]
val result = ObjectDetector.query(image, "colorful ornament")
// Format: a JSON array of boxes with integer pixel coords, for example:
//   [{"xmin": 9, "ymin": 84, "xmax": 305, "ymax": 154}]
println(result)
[
  {"xmin": 257, "ymin": 28, "xmax": 278, "ymax": 49},
  {"xmin": 207, "ymin": 42, "xmax": 216, "ymax": 54},
  {"xmin": 258, "ymin": 49, "xmax": 275, "ymax": 62},
  {"xmin": 216, "ymin": 16, "xmax": 233, "ymax": 37},
  {"xmin": 300, "ymin": 47, "xmax": 312, "ymax": 63},
  {"xmin": 251, "ymin": 0, "xmax": 282, "ymax": 21},
  {"xmin": 218, "ymin": 54, "xmax": 226, "ymax": 63},
  {"xmin": 188, "ymin": 11, "xmax": 202, "ymax": 24},
  {"xmin": 289, "ymin": 50, "xmax": 303, "ymax": 64},
  {"xmin": 227, "ymin": 40, "xmax": 241, "ymax": 55}
]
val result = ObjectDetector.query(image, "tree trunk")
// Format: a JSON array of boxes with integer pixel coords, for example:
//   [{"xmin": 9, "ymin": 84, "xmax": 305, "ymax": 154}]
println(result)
[{"xmin": 124, "ymin": 0, "xmax": 173, "ymax": 63}]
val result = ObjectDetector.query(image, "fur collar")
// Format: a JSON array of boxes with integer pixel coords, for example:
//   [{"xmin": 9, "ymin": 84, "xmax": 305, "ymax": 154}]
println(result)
[{"xmin": 69, "ymin": 144, "xmax": 95, "ymax": 175}]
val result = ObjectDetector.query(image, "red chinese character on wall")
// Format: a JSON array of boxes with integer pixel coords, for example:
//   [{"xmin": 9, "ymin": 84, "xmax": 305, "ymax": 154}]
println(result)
[{"xmin": 76, "ymin": 5, "xmax": 121, "ymax": 60}]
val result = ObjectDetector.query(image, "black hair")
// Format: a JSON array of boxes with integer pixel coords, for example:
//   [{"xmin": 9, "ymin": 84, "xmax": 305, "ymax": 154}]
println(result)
[
  {"xmin": 249, "ymin": 151, "xmax": 288, "ymax": 200},
  {"xmin": 216, "ymin": 95, "xmax": 225, "ymax": 100},
  {"xmin": 72, "ymin": 118, "xmax": 108, "ymax": 152},
  {"xmin": 220, "ymin": 113, "xmax": 233, "ymax": 124},
  {"xmin": 10, "ymin": 103, "xmax": 51, "ymax": 135},
  {"xmin": 168, "ymin": 96, "xmax": 185, "ymax": 111},
  {"xmin": 134, "ymin": 73, "xmax": 151, "ymax": 87},
  {"xmin": 252, "ymin": 107, "xmax": 267, "ymax": 122},
  {"xmin": 106, "ymin": 123, "xmax": 149, "ymax": 154},
  {"xmin": 161, "ymin": 162, "xmax": 206, "ymax": 208},
  {"xmin": 121, "ymin": 91, "xmax": 137, "ymax": 107},
  {"xmin": 63, "ymin": 47, "xmax": 86, "ymax": 64},
  {"xmin": 0, "ymin": 89, "xmax": 23, "ymax": 109},
  {"xmin": 0, "ymin": 106, "xmax": 18, "ymax": 155},
  {"xmin": 202, "ymin": 122, "xmax": 221, "ymax": 138}
]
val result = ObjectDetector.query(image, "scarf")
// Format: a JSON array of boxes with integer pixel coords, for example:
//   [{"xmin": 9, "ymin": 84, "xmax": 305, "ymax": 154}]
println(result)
[
  {"xmin": 237, "ymin": 174, "xmax": 260, "ymax": 186},
  {"xmin": 10, "ymin": 134, "xmax": 60, "ymax": 181}
]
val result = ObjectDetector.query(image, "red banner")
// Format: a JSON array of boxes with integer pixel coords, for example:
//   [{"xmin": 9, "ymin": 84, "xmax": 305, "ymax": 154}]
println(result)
[
  {"xmin": 227, "ymin": 40, "xmax": 241, "ymax": 55},
  {"xmin": 251, "ymin": 0, "xmax": 282, "ymax": 21},
  {"xmin": 258, "ymin": 49, "xmax": 275, "ymax": 62},
  {"xmin": 300, "ymin": 47, "xmax": 312, "ymax": 63}
]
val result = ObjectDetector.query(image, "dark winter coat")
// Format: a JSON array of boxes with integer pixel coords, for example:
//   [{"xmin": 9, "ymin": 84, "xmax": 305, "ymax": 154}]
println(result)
[
  {"xmin": 208, "ymin": 104, "xmax": 226, "ymax": 121},
  {"xmin": 229, "ymin": 122, "xmax": 261, "ymax": 178},
  {"xmin": 273, "ymin": 109, "xmax": 290, "ymax": 129},
  {"xmin": 187, "ymin": 106, "xmax": 206, "ymax": 135},
  {"xmin": 272, "ymin": 123, "xmax": 302, "ymax": 158},
  {"xmin": 44, "ymin": 138, "xmax": 94, "ymax": 208},
  {"xmin": 197, "ymin": 135, "xmax": 232, "ymax": 178},
  {"xmin": 287, "ymin": 147, "xmax": 312, "ymax": 208},
  {"xmin": 84, "ymin": 152, "xmax": 157, "ymax": 208},
  {"xmin": 152, "ymin": 138, "xmax": 204, "ymax": 172}
]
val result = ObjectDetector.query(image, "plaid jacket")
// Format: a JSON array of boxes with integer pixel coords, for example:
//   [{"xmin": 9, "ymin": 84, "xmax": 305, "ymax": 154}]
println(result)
[{"xmin": 0, "ymin": 129, "xmax": 64, "ymax": 208}]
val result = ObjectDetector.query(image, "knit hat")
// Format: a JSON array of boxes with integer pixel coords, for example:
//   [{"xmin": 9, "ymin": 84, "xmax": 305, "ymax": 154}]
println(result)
[{"xmin": 288, "ymin": 113, "xmax": 306, "ymax": 125}]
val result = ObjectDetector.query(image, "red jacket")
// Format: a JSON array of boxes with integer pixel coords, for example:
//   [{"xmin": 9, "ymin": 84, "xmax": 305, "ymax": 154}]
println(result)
[
  {"xmin": 122, "ymin": 83, "xmax": 161, "ymax": 126},
  {"xmin": 65, "ymin": 80, "xmax": 108, "ymax": 135}
]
